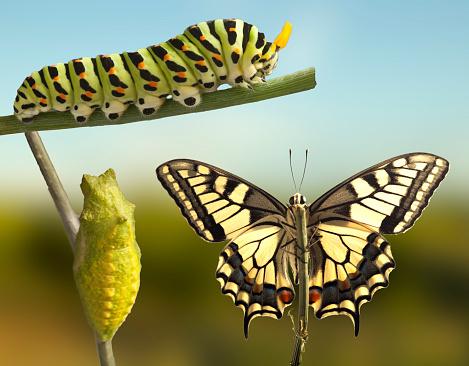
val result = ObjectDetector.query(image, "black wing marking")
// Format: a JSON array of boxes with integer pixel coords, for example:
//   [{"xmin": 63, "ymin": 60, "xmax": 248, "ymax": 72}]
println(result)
[
  {"xmin": 307, "ymin": 213, "xmax": 395, "ymax": 336},
  {"xmin": 309, "ymin": 153, "xmax": 449, "ymax": 234},
  {"xmin": 156, "ymin": 159, "xmax": 286, "ymax": 242},
  {"xmin": 216, "ymin": 215, "xmax": 296, "ymax": 338}
]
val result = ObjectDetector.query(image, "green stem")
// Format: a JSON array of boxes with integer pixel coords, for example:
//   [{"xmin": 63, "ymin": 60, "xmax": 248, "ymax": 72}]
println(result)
[
  {"xmin": 1, "ymin": 67, "xmax": 316, "ymax": 135},
  {"xmin": 25, "ymin": 131, "xmax": 117, "ymax": 365},
  {"xmin": 290, "ymin": 206, "xmax": 309, "ymax": 366},
  {"xmin": 96, "ymin": 337, "xmax": 116, "ymax": 366},
  {"xmin": 24, "ymin": 131, "xmax": 79, "ymax": 248}
]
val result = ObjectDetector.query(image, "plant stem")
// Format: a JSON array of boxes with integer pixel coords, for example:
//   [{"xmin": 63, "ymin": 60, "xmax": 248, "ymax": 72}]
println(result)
[
  {"xmin": 24, "ymin": 131, "xmax": 79, "ymax": 248},
  {"xmin": 290, "ymin": 205, "xmax": 309, "ymax": 366},
  {"xmin": 1, "ymin": 67, "xmax": 316, "ymax": 135},
  {"xmin": 25, "ymin": 131, "xmax": 117, "ymax": 365},
  {"xmin": 96, "ymin": 337, "xmax": 116, "ymax": 366}
]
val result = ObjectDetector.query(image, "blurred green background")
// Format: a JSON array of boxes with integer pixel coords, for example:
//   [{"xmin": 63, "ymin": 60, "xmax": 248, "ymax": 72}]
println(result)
[
  {"xmin": 1, "ymin": 197, "xmax": 468, "ymax": 365},
  {"xmin": 1, "ymin": 0, "xmax": 468, "ymax": 365}
]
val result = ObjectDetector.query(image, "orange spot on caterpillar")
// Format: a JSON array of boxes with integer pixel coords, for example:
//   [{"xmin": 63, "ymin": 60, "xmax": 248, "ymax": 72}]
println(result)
[
  {"xmin": 115, "ymin": 87, "xmax": 125, "ymax": 93},
  {"xmin": 234, "ymin": 48, "xmax": 240, "ymax": 54},
  {"xmin": 148, "ymin": 81, "xmax": 158, "ymax": 87},
  {"xmin": 32, "ymin": 84, "xmax": 37, "ymax": 89},
  {"xmin": 53, "ymin": 77, "xmax": 59, "ymax": 81},
  {"xmin": 182, "ymin": 45, "xmax": 188, "ymax": 51},
  {"xmin": 200, "ymin": 35, "xmax": 206, "ymax": 41},
  {"xmin": 102, "ymin": 55, "xmax": 110, "ymax": 58},
  {"xmin": 229, "ymin": 28, "xmax": 236, "ymax": 32},
  {"xmin": 74, "ymin": 59, "xmax": 83, "ymax": 63},
  {"xmin": 197, "ymin": 60, "xmax": 205, "ymax": 66},
  {"xmin": 278, "ymin": 289, "xmax": 294, "ymax": 304},
  {"xmin": 178, "ymin": 72, "xmax": 186, "ymax": 78},
  {"xmin": 214, "ymin": 54, "xmax": 222, "ymax": 60},
  {"xmin": 309, "ymin": 289, "xmax": 321, "ymax": 304},
  {"xmin": 85, "ymin": 91, "xmax": 93, "ymax": 98},
  {"xmin": 40, "ymin": 98, "xmax": 47, "ymax": 104},
  {"xmin": 164, "ymin": 54, "xmax": 170, "ymax": 61},
  {"xmin": 109, "ymin": 67, "xmax": 115, "ymax": 74},
  {"xmin": 79, "ymin": 72, "xmax": 85, "ymax": 78},
  {"xmin": 138, "ymin": 62, "xmax": 145, "ymax": 69},
  {"xmin": 59, "ymin": 93, "xmax": 67, "ymax": 100}
]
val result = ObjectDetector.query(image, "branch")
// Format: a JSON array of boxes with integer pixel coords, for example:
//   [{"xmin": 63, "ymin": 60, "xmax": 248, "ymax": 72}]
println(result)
[
  {"xmin": 24, "ymin": 131, "xmax": 79, "ymax": 248},
  {"xmin": 1, "ymin": 67, "xmax": 316, "ymax": 135}
]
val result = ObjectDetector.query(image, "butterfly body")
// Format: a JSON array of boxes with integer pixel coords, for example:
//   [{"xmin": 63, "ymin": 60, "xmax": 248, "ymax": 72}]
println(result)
[{"xmin": 156, "ymin": 153, "xmax": 449, "ymax": 338}]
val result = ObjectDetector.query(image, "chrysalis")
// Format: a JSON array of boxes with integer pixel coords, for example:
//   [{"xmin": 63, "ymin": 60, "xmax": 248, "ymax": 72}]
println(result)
[{"xmin": 73, "ymin": 169, "xmax": 141, "ymax": 341}]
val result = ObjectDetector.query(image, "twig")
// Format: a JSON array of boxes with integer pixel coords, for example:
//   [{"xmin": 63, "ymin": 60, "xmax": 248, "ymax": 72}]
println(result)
[
  {"xmin": 96, "ymin": 338, "xmax": 116, "ymax": 366},
  {"xmin": 24, "ymin": 131, "xmax": 79, "ymax": 247},
  {"xmin": 1, "ymin": 67, "xmax": 316, "ymax": 135},
  {"xmin": 24, "ymin": 131, "xmax": 116, "ymax": 365}
]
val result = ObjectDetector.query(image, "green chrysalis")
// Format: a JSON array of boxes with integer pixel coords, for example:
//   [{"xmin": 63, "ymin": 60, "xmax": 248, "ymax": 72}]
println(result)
[{"xmin": 73, "ymin": 168, "xmax": 141, "ymax": 341}]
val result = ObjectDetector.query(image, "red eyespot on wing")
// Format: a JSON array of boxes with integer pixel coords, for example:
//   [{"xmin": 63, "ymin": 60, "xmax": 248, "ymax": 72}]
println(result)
[
  {"xmin": 278, "ymin": 289, "xmax": 294, "ymax": 304},
  {"xmin": 309, "ymin": 289, "xmax": 321, "ymax": 304}
]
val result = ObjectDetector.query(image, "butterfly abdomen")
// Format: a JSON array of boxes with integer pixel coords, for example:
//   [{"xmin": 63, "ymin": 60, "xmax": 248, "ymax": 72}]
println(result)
[{"xmin": 14, "ymin": 19, "xmax": 291, "ymax": 123}]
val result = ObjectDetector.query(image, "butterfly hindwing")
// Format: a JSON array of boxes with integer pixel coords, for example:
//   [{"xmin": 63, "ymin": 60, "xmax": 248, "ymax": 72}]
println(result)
[
  {"xmin": 216, "ymin": 215, "xmax": 296, "ymax": 338},
  {"xmin": 309, "ymin": 153, "xmax": 449, "ymax": 234},
  {"xmin": 307, "ymin": 213, "xmax": 395, "ymax": 336},
  {"xmin": 157, "ymin": 159, "xmax": 287, "ymax": 242}
]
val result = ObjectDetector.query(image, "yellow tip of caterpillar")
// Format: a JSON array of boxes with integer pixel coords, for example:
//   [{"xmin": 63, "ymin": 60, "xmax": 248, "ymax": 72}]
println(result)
[{"xmin": 274, "ymin": 22, "xmax": 292, "ymax": 50}]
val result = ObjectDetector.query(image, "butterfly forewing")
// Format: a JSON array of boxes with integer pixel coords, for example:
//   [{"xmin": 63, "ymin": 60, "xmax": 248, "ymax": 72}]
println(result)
[
  {"xmin": 156, "ymin": 159, "xmax": 287, "ymax": 242},
  {"xmin": 308, "ymin": 153, "xmax": 449, "ymax": 234}
]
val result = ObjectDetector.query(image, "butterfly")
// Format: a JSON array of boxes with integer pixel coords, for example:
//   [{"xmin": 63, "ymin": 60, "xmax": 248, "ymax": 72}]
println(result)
[{"xmin": 156, "ymin": 152, "xmax": 449, "ymax": 338}]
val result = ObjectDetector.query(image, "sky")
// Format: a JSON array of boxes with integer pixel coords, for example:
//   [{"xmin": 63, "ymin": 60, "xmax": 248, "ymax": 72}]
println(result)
[{"xmin": 0, "ymin": 0, "xmax": 467, "ymax": 206}]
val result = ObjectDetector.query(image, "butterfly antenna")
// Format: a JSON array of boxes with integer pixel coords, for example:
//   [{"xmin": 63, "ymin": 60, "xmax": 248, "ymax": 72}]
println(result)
[
  {"xmin": 298, "ymin": 149, "xmax": 309, "ymax": 192},
  {"xmin": 289, "ymin": 149, "xmax": 298, "ymax": 192}
]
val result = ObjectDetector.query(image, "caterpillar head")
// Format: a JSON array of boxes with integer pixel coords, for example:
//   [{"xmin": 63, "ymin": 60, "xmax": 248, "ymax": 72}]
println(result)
[{"xmin": 257, "ymin": 22, "xmax": 292, "ymax": 79}]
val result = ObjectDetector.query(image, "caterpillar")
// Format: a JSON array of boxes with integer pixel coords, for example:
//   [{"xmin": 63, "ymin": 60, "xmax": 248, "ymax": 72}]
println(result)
[{"xmin": 13, "ymin": 19, "xmax": 292, "ymax": 123}]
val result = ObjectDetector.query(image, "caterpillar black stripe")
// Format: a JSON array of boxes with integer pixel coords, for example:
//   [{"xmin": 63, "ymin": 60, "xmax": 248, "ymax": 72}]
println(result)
[{"xmin": 13, "ymin": 19, "xmax": 292, "ymax": 123}]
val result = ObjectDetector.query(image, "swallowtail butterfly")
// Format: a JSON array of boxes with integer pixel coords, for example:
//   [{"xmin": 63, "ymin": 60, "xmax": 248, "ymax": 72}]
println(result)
[
  {"xmin": 13, "ymin": 19, "xmax": 291, "ymax": 123},
  {"xmin": 156, "ymin": 153, "xmax": 449, "ymax": 338}
]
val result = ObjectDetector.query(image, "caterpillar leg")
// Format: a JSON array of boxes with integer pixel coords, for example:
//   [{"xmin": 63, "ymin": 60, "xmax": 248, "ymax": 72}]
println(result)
[
  {"xmin": 135, "ymin": 95, "xmax": 166, "ymax": 116},
  {"xmin": 101, "ymin": 100, "xmax": 132, "ymax": 121},
  {"xmin": 171, "ymin": 86, "xmax": 202, "ymax": 108},
  {"xmin": 71, "ymin": 104, "xmax": 97, "ymax": 123}
]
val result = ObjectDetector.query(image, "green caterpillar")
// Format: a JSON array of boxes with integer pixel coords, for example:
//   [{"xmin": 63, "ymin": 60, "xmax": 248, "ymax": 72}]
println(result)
[{"xmin": 14, "ymin": 19, "xmax": 291, "ymax": 123}]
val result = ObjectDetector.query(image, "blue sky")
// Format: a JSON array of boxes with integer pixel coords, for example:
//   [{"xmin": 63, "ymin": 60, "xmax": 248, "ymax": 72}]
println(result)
[{"xmin": 0, "ymin": 0, "xmax": 467, "ymax": 205}]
